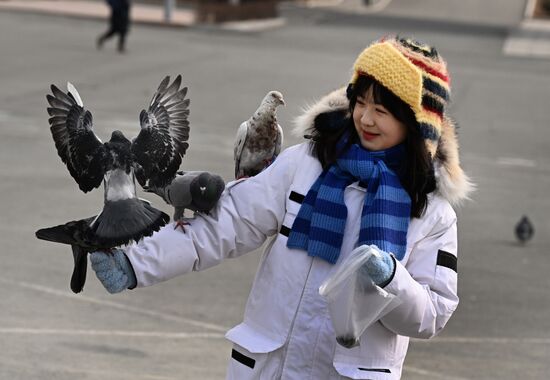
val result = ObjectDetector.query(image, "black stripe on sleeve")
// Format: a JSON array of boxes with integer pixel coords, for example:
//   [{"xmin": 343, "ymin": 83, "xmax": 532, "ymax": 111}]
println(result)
[
  {"xmin": 289, "ymin": 191, "xmax": 305, "ymax": 204},
  {"xmin": 280, "ymin": 225, "xmax": 291, "ymax": 237},
  {"xmin": 437, "ymin": 250, "xmax": 457, "ymax": 272},
  {"xmin": 358, "ymin": 367, "xmax": 391, "ymax": 373},
  {"xmin": 231, "ymin": 349, "xmax": 255, "ymax": 369}
]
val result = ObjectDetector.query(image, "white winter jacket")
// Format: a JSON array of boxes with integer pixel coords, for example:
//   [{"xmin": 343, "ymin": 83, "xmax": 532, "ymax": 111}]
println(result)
[{"xmin": 125, "ymin": 88, "xmax": 472, "ymax": 379}]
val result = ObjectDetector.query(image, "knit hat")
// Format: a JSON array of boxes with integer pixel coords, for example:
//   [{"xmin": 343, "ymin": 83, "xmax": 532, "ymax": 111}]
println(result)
[{"xmin": 349, "ymin": 36, "xmax": 451, "ymax": 156}]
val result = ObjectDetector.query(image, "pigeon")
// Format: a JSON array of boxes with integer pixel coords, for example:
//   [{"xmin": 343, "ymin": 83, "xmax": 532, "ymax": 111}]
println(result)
[
  {"xmin": 234, "ymin": 90, "xmax": 285, "ymax": 179},
  {"xmin": 515, "ymin": 215, "xmax": 534, "ymax": 244},
  {"xmin": 36, "ymin": 212, "xmax": 128, "ymax": 293},
  {"xmin": 36, "ymin": 216, "xmax": 97, "ymax": 293},
  {"xmin": 45, "ymin": 75, "xmax": 190, "ymax": 247},
  {"xmin": 144, "ymin": 171, "xmax": 225, "ymax": 228},
  {"xmin": 35, "ymin": 200, "xmax": 156, "ymax": 293}
]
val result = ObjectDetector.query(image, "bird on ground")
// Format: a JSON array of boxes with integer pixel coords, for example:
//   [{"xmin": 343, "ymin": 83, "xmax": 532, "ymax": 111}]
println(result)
[
  {"xmin": 45, "ymin": 75, "xmax": 189, "ymax": 246},
  {"xmin": 234, "ymin": 90, "xmax": 285, "ymax": 179},
  {"xmin": 144, "ymin": 171, "xmax": 225, "ymax": 230},
  {"xmin": 515, "ymin": 215, "xmax": 534, "ymax": 244}
]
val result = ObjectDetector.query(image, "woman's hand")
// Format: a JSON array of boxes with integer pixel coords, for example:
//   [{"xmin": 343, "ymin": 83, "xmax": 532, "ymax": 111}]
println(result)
[
  {"xmin": 90, "ymin": 249, "xmax": 137, "ymax": 293},
  {"xmin": 360, "ymin": 247, "xmax": 396, "ymax": 287}
]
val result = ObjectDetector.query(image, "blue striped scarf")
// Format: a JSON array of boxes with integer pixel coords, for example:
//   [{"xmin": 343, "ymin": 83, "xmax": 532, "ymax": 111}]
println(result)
[{"xmin": 286, "ymin": 141, "xmax": 411, "ymax": 264}]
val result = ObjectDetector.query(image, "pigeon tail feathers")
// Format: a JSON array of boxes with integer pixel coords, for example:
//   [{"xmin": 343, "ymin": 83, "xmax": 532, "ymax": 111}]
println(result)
[
  {"xmin": 90, "ymin": 198, "xmax": 169, "ymax": 246},
  {"xmin": 70, "ymin": 245, "xmax": 88, "ymax": 293}
]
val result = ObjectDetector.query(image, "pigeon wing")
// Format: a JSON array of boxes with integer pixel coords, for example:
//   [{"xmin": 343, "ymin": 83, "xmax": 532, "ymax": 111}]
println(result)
[
  {"xmin": 47, "ymin": 83, "xmax": 106, "ymax": 193},
  {"xmin": 233, "ymin": 120, "xmax": 249, "ymax": 179},
  {"xmin": 132, "ymin": 75, "xmax": 190, "ymax": 187},
  {"xmin": 274, "ymin": 123, "xmax": 284, "ymax": 157}
]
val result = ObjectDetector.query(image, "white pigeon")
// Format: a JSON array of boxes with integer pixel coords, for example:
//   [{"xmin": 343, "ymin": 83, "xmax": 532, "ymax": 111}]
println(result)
[{"xmin": 234, "ymin": 91, "xmax": 285, "ymax": 179}]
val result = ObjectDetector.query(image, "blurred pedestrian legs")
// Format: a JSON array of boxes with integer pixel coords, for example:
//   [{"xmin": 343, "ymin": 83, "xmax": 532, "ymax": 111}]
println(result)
[{"xmin": 97, "ymin": 0, "xmax": 131, "ymax": 53}]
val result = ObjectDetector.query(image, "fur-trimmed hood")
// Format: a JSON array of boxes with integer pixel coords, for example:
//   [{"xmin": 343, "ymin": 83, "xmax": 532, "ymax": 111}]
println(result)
[{"xmin": 293, "ymin": 88, "xmax": 474, "ymax": 206}]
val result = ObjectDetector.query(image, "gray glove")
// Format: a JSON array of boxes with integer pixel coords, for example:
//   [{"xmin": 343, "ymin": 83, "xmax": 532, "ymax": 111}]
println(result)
[
  {"xmin": 359, "ymin": 248, "xmax": 396, "ymax": 287},
  {"xmin": 90, "ymin": 249, "xmax": 137, "ymax": 294}
]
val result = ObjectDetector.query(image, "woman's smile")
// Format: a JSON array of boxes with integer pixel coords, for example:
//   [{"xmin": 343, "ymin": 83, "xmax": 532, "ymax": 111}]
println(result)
[{"xmin": 361, "ymin": 130, "xmax": 379, "ymax": 141}]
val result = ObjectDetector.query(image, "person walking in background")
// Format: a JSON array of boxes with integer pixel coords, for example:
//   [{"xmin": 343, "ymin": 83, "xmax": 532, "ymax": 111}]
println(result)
[
  {"xmin": 97, "ymin": 0, "xmax": 130, "ymax": 53},
  {"xmin": 89, "ymin": 35, "xmax": 473, "ymax": 379}
]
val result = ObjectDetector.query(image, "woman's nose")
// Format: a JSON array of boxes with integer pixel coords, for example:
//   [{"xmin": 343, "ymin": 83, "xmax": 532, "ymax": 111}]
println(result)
[{"xmin": 361, "ymin": 107, "xmax": 374, "ymax": 126}]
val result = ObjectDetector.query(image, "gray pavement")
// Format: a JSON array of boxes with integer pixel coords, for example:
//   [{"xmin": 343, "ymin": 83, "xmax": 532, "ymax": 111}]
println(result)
[
  {"xmin": 0, "ymin": 0, "xmax": 196, "ymax": 27},
  {"xmin": 1, "ymin": 1, "xmax": 550, "ymax": 379},
  {"xmin": 307, "ymin": 0, "xmax": 527, "ymax": 27},
  {"xmin": 0, "ymin": 0, "xmax": 532, "ymax": 30}
]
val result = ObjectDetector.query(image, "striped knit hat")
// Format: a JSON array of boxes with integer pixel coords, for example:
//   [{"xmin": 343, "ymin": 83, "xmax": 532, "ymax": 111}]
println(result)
[{"xmin": 349, "ymin": 36, "xmax": 451, "ymax": 156}]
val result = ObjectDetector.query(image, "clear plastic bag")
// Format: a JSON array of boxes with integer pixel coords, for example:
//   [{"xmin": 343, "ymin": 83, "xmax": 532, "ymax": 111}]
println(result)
[{"xmin": 319, "ymin": 244, "xmax": 402, "ymax": 348}]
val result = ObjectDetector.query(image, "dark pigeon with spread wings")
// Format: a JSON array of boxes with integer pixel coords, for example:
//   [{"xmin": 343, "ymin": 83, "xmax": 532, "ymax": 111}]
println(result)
[{"xmin": 42, "ymin": 76, "xmax": 190, "ymax": 292}]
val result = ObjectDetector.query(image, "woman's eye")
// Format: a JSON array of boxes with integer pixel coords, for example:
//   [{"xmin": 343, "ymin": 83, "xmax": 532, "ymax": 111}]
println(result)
[
  {"xmin": 356, "ymin": 99, "xmax": 366, "ymax": 106},
  {"xmin": 375, "ymin": 107, "xmax": 387, "ymax": 114}
]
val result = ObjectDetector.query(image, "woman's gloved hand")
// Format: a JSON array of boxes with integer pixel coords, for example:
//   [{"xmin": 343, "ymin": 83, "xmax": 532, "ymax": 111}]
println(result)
[
  {"xmin": 359, "ymin": 247, "xmax": 396, "ymax": 287},
  {"xmin": 90, "ymin": 249, "xmax": 137, "ymax": 294}
]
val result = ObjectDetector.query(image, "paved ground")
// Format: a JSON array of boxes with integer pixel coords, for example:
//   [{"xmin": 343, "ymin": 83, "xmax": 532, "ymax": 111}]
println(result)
[
  {"xmin": 1, "ymin": 1, "xmax": 550, "ymax": 379},
  {"xmin": 308, "ymin": 0, "xmax": 527, "ymax": 26},
  {"xmin": 0, "ymin": 0, "xmax": 196, "ymax": 27},
  {"xmin": 0, "ymin": 0, "xmax": 532, "ymax": 29}
]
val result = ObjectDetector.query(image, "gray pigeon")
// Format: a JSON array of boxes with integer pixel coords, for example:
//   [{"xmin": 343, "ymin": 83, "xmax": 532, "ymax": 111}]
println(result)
[
  {"xmin": 36, "ymin": 197, "xmax": 167, "ymax": 293},
  {"xmin": 45, "ymin": 75, "xmax": 190, "ymax": 247},
  {"xmin": 36, "ymin": 208, "xmax": 138, "ymax": 294},
  {"xmin": 145, "ymin": 171, "xmax": 225, "ymax": 222},
  {"xmin": 36, "ymin": 215, "xmax": 98, "ymax": 293},
  {"xmin": 234, "ymin": 91, "xmax": 285, "ymax": 179},
  {"xmin": 515, "ymin": 215, "xmax": 534, "ymax": 244}
]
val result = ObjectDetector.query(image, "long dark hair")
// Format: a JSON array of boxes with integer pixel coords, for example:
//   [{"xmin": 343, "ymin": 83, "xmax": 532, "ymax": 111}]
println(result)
[{"xmin": 308, "ymin": 75, "xmax": 436, "ymax": 218}]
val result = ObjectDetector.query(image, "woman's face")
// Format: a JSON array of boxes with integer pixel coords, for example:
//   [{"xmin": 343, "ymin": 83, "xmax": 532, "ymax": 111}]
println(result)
[{"xmin": 353, "ymin": 87, "xmax": 408, "ymax": 151}]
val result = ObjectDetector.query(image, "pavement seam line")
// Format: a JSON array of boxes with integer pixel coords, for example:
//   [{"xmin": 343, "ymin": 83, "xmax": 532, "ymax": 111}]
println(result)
[
  {"xmin": 0, "ymin": 277, "xmax": 228, "ymax": 332},
  {"xmin": 0, "ymin": 327, "xmax": 224, "ymax": 339},
  {"xmin": 411, "ymin": 336, "xmax": 550, "ymax": 344}
]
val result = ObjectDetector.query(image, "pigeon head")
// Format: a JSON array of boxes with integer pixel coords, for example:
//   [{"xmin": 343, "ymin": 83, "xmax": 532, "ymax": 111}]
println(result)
[
  {"xmin": 265, "ymin": 91, "xmax": 285, "ymax": 107},
  {"xmin": 105, "ymin": 130, "xmax": 133, "ymax": 171},
  {"xmin": 190, "ymin": 172, "xmax": 225, "ymax": 212},
  {"xmin": 192, "ymin": 173, "xmax": 211, "ymax": 197},
  {"xmin": 110, "ymin": 130, "xmax": 129, "ymax": 143}
]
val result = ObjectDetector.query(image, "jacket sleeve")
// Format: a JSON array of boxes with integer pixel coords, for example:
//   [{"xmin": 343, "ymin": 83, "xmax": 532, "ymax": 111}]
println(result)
[
  {"xmin": 125, "ymin": 146, "xmax": 299, "ymax": 287},
  {"xmin": 379, "ymin": 200, "xmax": 459, "ymax": 339}
]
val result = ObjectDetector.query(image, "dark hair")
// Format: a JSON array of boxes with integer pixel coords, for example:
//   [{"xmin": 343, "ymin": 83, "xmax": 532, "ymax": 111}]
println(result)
[{"xmin": 308, "ymin": 75, "xmax": 436, "ymax": 218}]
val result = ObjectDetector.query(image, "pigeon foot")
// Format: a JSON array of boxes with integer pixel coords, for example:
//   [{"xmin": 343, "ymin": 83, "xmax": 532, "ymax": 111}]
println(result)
[{"xmin": 174, "ymin": 219, "xmax": 190, "ymax": 233}]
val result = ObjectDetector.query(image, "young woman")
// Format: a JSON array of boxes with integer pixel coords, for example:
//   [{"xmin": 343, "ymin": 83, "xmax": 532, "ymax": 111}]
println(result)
[{"xmin": 91, "ymin": 36, "xmax": 472, "ymax": 379}]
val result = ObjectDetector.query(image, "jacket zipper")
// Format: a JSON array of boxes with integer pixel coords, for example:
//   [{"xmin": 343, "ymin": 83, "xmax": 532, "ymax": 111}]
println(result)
[{"xmin": 279, "ymin": 257, "xmax": 315, "ymax": 378}]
